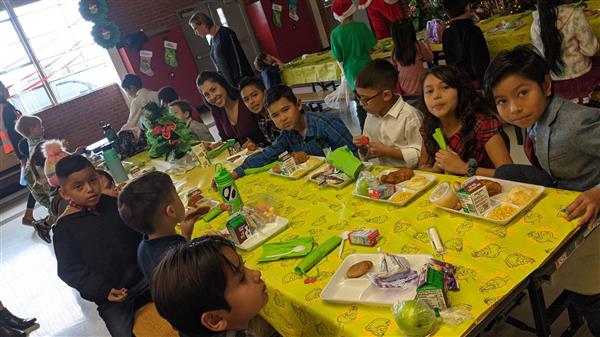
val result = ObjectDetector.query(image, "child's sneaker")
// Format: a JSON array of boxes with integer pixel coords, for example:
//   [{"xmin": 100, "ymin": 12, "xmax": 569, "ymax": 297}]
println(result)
[{"xmin": 32, "ymin": 219, "xmax": 52, "ymax": 243}]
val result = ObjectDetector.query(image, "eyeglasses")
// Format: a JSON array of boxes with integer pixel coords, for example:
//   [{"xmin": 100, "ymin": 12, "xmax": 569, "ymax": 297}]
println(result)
[{"xmin": 357, "ymin": 91, "xmax": 383, "ymax": 105}]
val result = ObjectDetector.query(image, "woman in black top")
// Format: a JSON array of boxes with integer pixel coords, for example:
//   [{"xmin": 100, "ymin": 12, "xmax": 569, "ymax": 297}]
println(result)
[{"xmin": 188, "ymin": 12, "xmax": 254, "ymax": 88}]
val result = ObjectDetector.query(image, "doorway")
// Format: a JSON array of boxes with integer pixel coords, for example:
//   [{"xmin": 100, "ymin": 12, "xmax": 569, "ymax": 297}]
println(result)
[{"xmin": 177, "ymin": 0, "xmax": 260, "ymax": 75}]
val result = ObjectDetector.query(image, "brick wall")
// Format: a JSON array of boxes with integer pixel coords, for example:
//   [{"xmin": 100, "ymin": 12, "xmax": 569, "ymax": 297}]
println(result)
[
  {"xmin": 37, "ymin": 84, "xmax": 129, "ymax": 148},
  {"xmin": 106, "ymin": 0, "xmax": 198, "ymax": 36}
]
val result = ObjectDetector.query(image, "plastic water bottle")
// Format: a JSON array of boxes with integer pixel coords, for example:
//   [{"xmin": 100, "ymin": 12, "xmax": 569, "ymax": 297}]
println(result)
[
  {"xmin": 100, "ymin": 121, "xmax": 119, "ymax": 146},
  {"xmin": 214, "ymin": 163, "xmax": 243, "ymax": 213},
  {"xmin": 101, "ymin": 144, "xmax": 128, "ymax": 183}
]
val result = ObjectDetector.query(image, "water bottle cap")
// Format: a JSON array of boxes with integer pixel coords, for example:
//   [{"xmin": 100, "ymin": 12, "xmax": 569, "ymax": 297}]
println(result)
[{"xmin": 214, "ymin": 163, "xmax": 232, "ymax": 185}]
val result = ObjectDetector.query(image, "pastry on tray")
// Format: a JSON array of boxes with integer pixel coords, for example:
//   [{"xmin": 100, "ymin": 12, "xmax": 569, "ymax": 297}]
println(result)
[
  {"xmin": 346, "ymin": 260, "xmax": 373, "ymax": 278},
  {"xmin": 404, "ymin": 175, "xmax": 429, "ymax": 190},
  {"xmin": 291, "ymin": 151, "xmax": 309, "ymax": 164},
  {"xmin": 380, "ymin": 168, "xmax": 414, "ymax": 185},
  {"xmin": 479, "ymin": 179, "xmax": 502, "ymax": 197}
]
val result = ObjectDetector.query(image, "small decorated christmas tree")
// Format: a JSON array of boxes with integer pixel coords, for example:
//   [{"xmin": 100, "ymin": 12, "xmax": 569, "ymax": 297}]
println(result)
[{"xmin": 143, "ymin": 102, "xmax": 193, "ymax": 160}]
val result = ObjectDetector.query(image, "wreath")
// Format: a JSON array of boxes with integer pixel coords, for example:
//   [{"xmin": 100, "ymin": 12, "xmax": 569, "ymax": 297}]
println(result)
[
  {"xmin": 78, "ymin": 0, "xmax": 108, "ymax": 22},
  {"xmin": 143, "ymin": 102, "xmax": 193, "ymax": 160},
  {"xmin": 91, "ymin": 20, "xmax": 121, "ymax": 49}
]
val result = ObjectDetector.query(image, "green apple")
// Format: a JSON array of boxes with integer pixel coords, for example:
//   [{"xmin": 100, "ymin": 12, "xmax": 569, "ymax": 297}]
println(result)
[{"xmin": 392, "ymin": 300, "xmax": 437, "ymax": 337}]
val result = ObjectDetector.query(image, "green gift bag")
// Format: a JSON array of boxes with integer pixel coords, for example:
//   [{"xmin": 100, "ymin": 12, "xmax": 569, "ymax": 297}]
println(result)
[
  {"xmin": 295, "ymin": 235, "xmax": 341, "ymax": 275},
  {"xmin": 326, "ymin": 146, "xmax": 363, "ymax": 179}
]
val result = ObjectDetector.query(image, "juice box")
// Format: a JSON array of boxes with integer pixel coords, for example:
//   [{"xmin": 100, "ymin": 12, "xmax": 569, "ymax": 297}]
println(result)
[
  {"xmin": 416, "ymin": 266, "xmax": 450, "ymax": 310},
  {"xmin": 226, "ymin": 213, "xmax": 253, "ymax": 245},
  {"xmin": 348, "ymin": 229, "xmax": 381, "ymax": 246}
]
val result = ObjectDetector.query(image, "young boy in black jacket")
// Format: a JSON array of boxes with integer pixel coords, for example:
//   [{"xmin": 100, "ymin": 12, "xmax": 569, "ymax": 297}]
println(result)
[
  {"xmin": 442, "ymin": 0, "xmax": 490, "ymax": 86},
  {"xmin": 53, "ymin": 155, "xmax": 150, "ymax": 337}
]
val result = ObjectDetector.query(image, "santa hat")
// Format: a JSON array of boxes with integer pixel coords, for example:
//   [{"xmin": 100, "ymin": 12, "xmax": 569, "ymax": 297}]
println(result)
[
  {"xmin": 332, "ymin": 0, "xmax": 357, "ymax": 22},
  {"xmin": 43, "ymin": 140, "xmax": 70, "ymax": 187},
  {"xmin": 359, "ymin": 0, "xmax": 399, "ymax": 9}
]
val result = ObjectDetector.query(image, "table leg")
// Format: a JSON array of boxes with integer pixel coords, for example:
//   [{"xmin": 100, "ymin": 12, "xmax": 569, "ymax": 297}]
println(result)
[{"xmin": 528, "ymin": 279, "xmax": 552, "ymax": 337}]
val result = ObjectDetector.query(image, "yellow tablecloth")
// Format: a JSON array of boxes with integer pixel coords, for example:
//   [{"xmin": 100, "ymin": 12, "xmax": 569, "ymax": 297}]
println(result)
[
  {"xmin": 282, "ymin": 1, "xmax": 600, "ymax": 86},
  {"xmin": 130, "ymin": 152, "xmax": 582, "ymax": 337}
]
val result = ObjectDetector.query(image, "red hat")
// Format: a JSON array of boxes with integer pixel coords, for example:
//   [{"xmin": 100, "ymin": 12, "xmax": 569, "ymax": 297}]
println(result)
[{"xmin": 332, "ymin": 0, "xmax": 357, "ymax": 22}]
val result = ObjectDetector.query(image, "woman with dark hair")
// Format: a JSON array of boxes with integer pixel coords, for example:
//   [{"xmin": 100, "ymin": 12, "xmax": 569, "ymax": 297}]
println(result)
[
  {"xmin": 188, "ymin": 12, "xmax": 254, "ymax": 88},
  {"xmin": 531, "ymin": 0, "xmax": 599, "ymax": 102},
  {"xmin": 196, "ymin": 71, "xmax": 267, "ymax": 146},
  {"xmin": 418, "ymin": 66, "xmax": 512, "ymax": 177},
  {"xmin": 390, "ymin": 19, "xmax": 433, "ymax": 104}
]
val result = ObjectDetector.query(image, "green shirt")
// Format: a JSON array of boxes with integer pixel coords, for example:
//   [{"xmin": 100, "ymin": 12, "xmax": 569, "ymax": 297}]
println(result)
[{"xmin": 330, "ymin": 21, "xmax": 377, "ymax": 90}]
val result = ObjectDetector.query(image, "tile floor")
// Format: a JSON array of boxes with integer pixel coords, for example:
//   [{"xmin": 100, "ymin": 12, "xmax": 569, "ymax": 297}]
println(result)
[{"xmin": 0, "ymin": 107, "xmax": 593, "ymax": 337}]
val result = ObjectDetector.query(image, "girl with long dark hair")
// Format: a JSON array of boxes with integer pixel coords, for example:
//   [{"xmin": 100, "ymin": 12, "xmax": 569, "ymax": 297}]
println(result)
[
  {"xmin": 390, "ymin": 19, "xmax": 433, "ymax": 102},
  {"xmin": 531, "ymin": 0, "xmax": 599, "ymax": 102},
  {"xmin": 418, "ymin": 66, "xmax": 512, "ymax": 177}
]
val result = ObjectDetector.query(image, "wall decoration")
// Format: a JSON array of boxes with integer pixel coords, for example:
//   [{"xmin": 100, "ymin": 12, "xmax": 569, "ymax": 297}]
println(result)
[
  {"xmin": 272, "ymin": 3, "xmax": 283, "ymax": 27},
  {"xmin": 163, "ymin": 41, "xmax": 178, "ymax": 68},
  {"xmin": 78, "ymin": 0, "xmax": 107, "ymax": 22},
  {"xmin": 289, "ymin": 0, "xmax": 299, "ymax": 21},
  {"xmin": 143, "ymin": 102, "xmax": 193, "ymax": 160},
  {"xmin": 91, "ymin": 20, "xmax": 121, "ymax": 49},
  {"xmin": 139, "ymin": 50, "xmax": 155, "ymax": 76}
]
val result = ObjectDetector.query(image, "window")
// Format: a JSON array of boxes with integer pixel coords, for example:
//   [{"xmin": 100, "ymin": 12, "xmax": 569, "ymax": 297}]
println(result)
[{"xmin": 0, "ymin": 0, "xmax": 120, "ymax": 115}]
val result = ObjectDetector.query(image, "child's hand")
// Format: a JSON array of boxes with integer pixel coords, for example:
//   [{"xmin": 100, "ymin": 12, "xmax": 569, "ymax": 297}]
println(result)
[
  {"xmin": 367, "ymin": 141, "xmax": 388, "ymax": 158},
  {"xmin": 435, "ymin": 150, "xmax": 467, "ymax": 175},
  {"xmin": 352, "ymin": 136, "xmax": 368, "ymax": 151},
  {"xmin": 107, "ymin": 288, "xmax": 128, "ymax": 302},
  {"xmin": 566, "ymin": 187, "xmax": 600, "ymax": 226}
]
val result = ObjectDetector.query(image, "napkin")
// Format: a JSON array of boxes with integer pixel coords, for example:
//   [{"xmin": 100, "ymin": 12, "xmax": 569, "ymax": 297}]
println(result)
[
  {"xmin": 207, "ymin": 139, "xmax": 236, "ymax": 159},
  {"xmin": 245, "ymin": 162, "xmax": 278, "ymax": 175},
  {"xmin": 257, "ymin": 237, "xmax": 314, "ymax": 262},
  {"xmin": 295, "ymin": 235, "xmax": 342, "ymax": 275},
  {"xmin": 326, "ymin": 146, "xmax": 363, "ymax": 179}
]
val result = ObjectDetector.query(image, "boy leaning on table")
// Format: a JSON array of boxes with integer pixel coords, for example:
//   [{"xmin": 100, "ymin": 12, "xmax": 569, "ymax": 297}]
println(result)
[
  {"xmin": 152, "ymin": 235, "xmax": 278, "ymax": 337},
  {"xmin": 231, "ymin": 84, "xmax": 357, "ymax": 179},
  {"xmin": 352, "ymin": 59, "xmax": 423, "ymax": 169},
  {"xmin": 52, "ymin": 155, "xmax": 150, "ymax": 337},
  {"xmin": 117, "ymin": 171, "xmax": 205, "ymax": 282}
]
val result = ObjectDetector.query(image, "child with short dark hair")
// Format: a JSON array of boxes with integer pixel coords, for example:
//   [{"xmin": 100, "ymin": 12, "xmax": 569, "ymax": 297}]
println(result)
[
  {"xmin": 442, "ymin": 0, "xmax": 490, "ymax": 86},
  {"xmin": 158, "ymin": 86, "xmax": 179, "ymax": 107},
  {"xmin": 53, "ymin": 155, "xmax": 149, "ymax": 337},
  {"xmin": 120, "ymin": 74, "xmax": 159, "ymax": 132},
  {"xmin": 418, "ymin": 65, "xmax": 512, "ymax": 177},
  {"xmin": 253, "ymin": 52, "xmax": 283, "ymax": 90},
  {"xmin": 485, "ymin": 45, "xmax": 600, "ymax": 335},
  {"xmin": 96, "ymin": 169, "xmax": 118, "ymax": 198},
  {"xmin": 118, "ymin": 171, "xmax": 205, "ymax": 282},
  {"xmin": 169, "ymin": 99, "xmax": 214, "ymax": 142},
  {"xmin": 239, "ymin": 77, "xmax": 280, "ymax": 144},
  {"xmin": 152, "ymin": 235, "xmax": 270, "ymax": 337},
  {"xmin": 353, "ymin": 59, "xmax": 423, "ymax": 168},
  {"xmin": 232, "ymin": 84, "xmax": 357, "ymax": 178}
]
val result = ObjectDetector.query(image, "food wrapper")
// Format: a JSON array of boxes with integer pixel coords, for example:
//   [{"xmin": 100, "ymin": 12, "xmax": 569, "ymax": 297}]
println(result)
[
  {"xmin": 355, "ymin": 171, "xmax": 377, "ymax": 196},
  {"xmin": 326, "ymin": 146, "xmax": 363, "ymax": 179},
  {"xmin": 244, "ymin": 193, "xmax": 279, "ymax": 223},
  {"xmin": 366, "ymin": 254, "xmax": 418, "ymax": 288}
]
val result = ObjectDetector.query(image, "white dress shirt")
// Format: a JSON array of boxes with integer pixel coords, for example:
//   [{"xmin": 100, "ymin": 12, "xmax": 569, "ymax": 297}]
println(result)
[{"xmin": 362, "ymin": 96, "xmax": 423, "ymax": 168}]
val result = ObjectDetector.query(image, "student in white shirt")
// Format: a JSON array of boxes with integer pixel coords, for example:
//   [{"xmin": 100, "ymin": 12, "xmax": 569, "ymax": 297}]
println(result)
[
  {"xmin": 120, "ymin": 74, "xmax": 159, "ymax": 132},
  {"xmin": 353, "ymin": 59, "xmax": 423, "ymax": 168}
]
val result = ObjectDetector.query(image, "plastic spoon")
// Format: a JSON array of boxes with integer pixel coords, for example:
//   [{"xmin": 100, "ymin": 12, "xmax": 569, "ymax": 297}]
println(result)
[
  {"xmin": 264, "ymin": 245, "xmax": 306, "ymax": 259},
  {"xmin": 338, "ymin": 231, "xmax": 350, "ymax": 258}
]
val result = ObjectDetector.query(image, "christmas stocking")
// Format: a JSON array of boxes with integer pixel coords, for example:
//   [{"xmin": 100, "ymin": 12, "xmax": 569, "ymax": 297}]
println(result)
[
  {"xmin": 139, "ymin": 50, "xmax": 154, "ymax": 76},
  {"xmin": 289, "ymin": 0, "xmax": 299, "ymax": 22},
  {"xmin": 272, "ymin": 3, "xmax": 282, "ymax": 28},
  {"xmin": 164, "ymin": 41, "xmax": 178, "ymax": 68}
]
